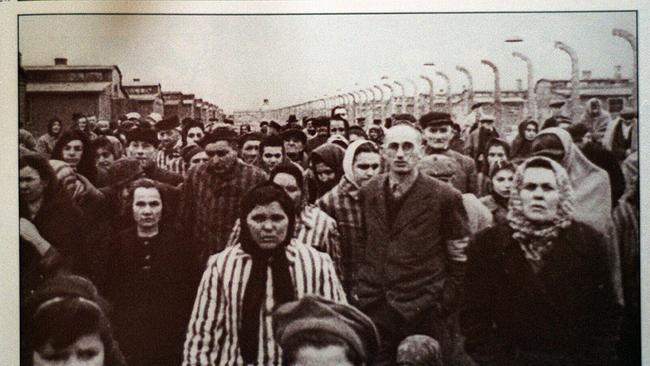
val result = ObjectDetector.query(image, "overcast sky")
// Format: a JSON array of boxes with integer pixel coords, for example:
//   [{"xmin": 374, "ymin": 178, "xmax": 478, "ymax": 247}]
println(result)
[{"xmin": 19, "ymin": 12, "xmax": 635, "ymax": 113}]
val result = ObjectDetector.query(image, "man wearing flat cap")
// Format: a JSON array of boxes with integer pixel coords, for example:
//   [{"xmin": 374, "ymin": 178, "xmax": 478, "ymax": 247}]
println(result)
[
  {"xmin": 273, "ymin": 295, "xmax": 380, "ymax": 366},
  {"xmin": 305, "ymin": 116, "xmax": 331, "ymax": 154},
  {"xmin": 282, "ymin": 127, "xmax": 309, "ymax": 169},
  {"xmin": 464, "ymin": 113, "xmax": 499, "ymax": 172},
  {"xmin": 179, "ymin": 127, "xmax": 267, "ymax": 265},
  {"xmin": 420, "ymin": 112, "xmax": 478, "ymax": 194},
  {"xmin": 154, "ymin": 115, "xmax": 184, "ymax": 175},
  {"xmin": 603, "ymin": 107, "xmax": 637, "ymax": 162},
  {"xmin": 125, "ymin": 127, "xmax": 184, "ymax": 187}
]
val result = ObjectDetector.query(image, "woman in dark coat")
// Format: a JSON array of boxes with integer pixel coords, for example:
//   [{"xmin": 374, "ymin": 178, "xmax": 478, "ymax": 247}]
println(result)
[
  {"xmin": 105, "ymin": 178, "xmax": 198, "ymax": 366},
  {"xmin": 461, "ymin": 156, "xmax": 622, "ymax": 366},
  {"xmin": 19, "ymin": 152, "xmax": 87, "ymax": 298}
]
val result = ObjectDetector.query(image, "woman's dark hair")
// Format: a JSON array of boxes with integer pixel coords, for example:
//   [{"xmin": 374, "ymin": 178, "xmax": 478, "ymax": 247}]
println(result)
[
  {"xmin": 47, "ymin": 117, "xmax": 63, "ymax": 135},
  {"xmin": 270, "ymin": 161, "xmax": 305, "ymax": 192},
  {"xmin": 239, "ymin": 182, "xmax": 296, "ymax": 252},
  {"xmin": 19, "ymin": 152, "xmax": 61, "ymax": 205},
  {"xmin": 181, "ymin": 120, "xmax": 205, "ymax": 146},
  {"xmin": 353, "ymin": 141, "xmax": 379, "ymax": 161},
  {"xmin": 281, "ymin": 330, "xmax": 361, "ymax": 366},
  {"xmin": 51, "ymin": 130, "xmax": 97, "ymax": 183},
  {"xmin": 122, "ymin": 178, "xmax": 173, "ymax": 226},
  {"xmin": 489, "ymin": 160, "xmax": 516, "ymax": 179},
  {"xmin": 482, "ymin": 138, "xmax": 511, "ymax": 175},
  {"xmin": 24, "ymin": 275, "xmax": 126, "ymax": 366}
]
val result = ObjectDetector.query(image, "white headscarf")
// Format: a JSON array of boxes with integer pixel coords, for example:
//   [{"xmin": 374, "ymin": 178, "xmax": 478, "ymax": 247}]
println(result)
[{"xmin": 342, "ymin": 139, "xmax": 377, "ymax": 188}]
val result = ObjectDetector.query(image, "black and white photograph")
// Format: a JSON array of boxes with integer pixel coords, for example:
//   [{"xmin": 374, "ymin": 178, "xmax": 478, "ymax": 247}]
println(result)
[{"xmin": 11, "ymin": 6, "xmax": 642, "ymax": 366}]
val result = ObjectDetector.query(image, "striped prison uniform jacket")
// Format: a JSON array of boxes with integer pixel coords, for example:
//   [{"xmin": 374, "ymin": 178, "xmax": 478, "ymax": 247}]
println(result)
[
  {"xmin": 156, "ymin": 149, "xmax": 185, "ymax": 176},
  {"xmin": 182, "ymin": 240, "xmax": 347, "ymax": 366},
  {"xmin": 316, "ymin": 177, "xmax": 364, "ymax": 295},
  {"xmin": 225, "ymin": 204, "xmax": 342, "ymax": 280},
  {"xmin": 180, "ymin": 160, "xmax": 268, "ymax": 265}
]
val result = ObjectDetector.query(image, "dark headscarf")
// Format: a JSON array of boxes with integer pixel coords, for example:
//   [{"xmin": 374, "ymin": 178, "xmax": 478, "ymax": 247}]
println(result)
[
  {"xmin": 309, "ymin": 143, "xmax": 345, "ymax": 200},
  {"xmin": 511, "ymin": 119, "xmax": 538, "ymax": 159},
  {"xmin": 238, "ymin": 182, "xmax": 297, "ymax": 363}
]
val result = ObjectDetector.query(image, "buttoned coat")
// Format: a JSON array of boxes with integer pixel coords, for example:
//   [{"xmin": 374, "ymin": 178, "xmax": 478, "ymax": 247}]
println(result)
[{"xmin": 355, "ymin": 173, "xmax": 469, "ymax": 321}]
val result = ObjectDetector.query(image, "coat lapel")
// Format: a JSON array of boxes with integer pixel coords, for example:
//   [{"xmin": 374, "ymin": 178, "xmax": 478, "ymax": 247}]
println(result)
[{"xmin": 390, "ymin": 176, "xmax": 432, "ymax": 235}]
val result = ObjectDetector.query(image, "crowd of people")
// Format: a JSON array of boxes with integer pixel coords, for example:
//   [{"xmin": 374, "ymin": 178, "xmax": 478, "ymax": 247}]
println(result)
[{"xmin": 19, "ymin": 102, "xmax": 639, "ymax": 366}]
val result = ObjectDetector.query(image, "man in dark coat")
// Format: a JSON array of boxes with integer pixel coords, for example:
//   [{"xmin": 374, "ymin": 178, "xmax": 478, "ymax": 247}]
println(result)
[
  {"xmin": 355, "ymin": 124, "xmax": 470, "ymax": 365},
  {"xmin": 420, "ymin": 112, "xmax": 478, "ymax": 194},
  {"xmin": 304, "ymin": 116, "xmax": 331, "ymax": 154},
  {"xmin": 464, "ymin": 114, "xmax": 499, "ymax": 171}
]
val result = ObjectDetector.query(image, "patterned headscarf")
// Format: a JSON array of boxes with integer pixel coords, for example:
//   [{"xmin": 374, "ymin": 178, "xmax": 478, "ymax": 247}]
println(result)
[{"xmin": 507, "ymin": 156, "xmax": 574, "ymax": 266}]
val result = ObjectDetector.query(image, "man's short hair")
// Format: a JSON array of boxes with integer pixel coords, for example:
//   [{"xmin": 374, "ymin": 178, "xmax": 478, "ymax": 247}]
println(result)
[
  {"xmin": 260, "ymin": 134, "xmax": 285, "ymax": 153},
  {"xmin": 91, "ymin": 136, "xmax": 116, "ymax": 156}
]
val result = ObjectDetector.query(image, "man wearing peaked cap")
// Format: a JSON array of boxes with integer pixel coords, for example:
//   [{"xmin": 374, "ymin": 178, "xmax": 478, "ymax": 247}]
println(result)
[
  {"xmin": 154, "ymin": 115, "xmax": 184, "ymax": 175},
  {"xmin": 464, "ymin": 112, "xmax": 499, "ymax": 171},
  {"xmin": 603, "ymin": 105, "xmax": 637, "ymax": 162},
  {"xmin": 268, "ymin": 120, "xmax": 282, "ymax": 136},
  {"xmin": 281, "ymin": 127, "xmax": 309, "ymax": 169},
  {"xmin": 273, "ymin": 295, "xmax": 380, "ymax": 366},
  {"xmin": 420, "ymin": 111, "xmax": 478, "ymax": 194},
  {"xmin": 144, "ymin": 112, "xmax": 163, "ymax": 127}
]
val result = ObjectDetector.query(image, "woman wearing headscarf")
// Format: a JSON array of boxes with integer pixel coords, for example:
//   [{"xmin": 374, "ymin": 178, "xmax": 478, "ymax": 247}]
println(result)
[
  {"xmin": 530, "ymin": 127, "xmax": 621, "ymax": 301},
  {"xmin": 579, "ymin": 98, "xmax": 612, "ymax": 145},
  {"xmin": 510, "ymin": 119, "xmax": 539, "ymax": 159},
  {"xmin": 613, "ymin": 153, "xmax": 640, "ymax": 365},
  {"xmin": 227, "ymin": 161, "xmax": 342, "ymax": 279},
  {"xmin": 318, "ymin": 140, "xmax": 382, "ymax": 295},
  {"xmin": 307, "ymin": 143, "xmax": 345, "ymax": 203},
  {"xmin": 182, "ymin": 182, "xmax": 346, "ymax": 366},
  {"xmin": 461, "ymin": 156, "xmax": 622, "ymax": 366}
]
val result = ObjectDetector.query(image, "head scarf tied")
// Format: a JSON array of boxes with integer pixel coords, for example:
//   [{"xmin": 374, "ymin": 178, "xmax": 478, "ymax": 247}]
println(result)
[
  {"xmin": 507, "ymin": 156, "xmax": 574, "ymax": 268},
  {"xmin": 532, "ymin": 127, "xmax": 612, "ymax": 234},
  {"xmin": 342, "ymin": 139, "xmax": 376, "ymax": 188},
  {"xmin": 238, "ymin": 182, "xmax": 297, "ymax": 363}
]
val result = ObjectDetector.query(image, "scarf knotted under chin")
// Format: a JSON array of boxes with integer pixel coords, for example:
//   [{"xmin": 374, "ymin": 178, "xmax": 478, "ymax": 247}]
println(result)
[
  {"xmin": 238, "ymin": 194, "xmax": 296, "ymax": 363},
  {"xmin": 506, "ymin": 157, "xmax": 575, "ymax": 271}
]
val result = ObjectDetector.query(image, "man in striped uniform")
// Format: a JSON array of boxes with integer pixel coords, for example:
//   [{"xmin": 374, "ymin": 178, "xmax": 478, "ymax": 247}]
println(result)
[
  {"xmin": 226, "ymin": 161, "xmax": 342, "ymax": 278},
  {"xmin": 155, "ymin": 115, "xmax": 185, "ymax": 175},
  {"xmin": 183, "ymin": 182, "xmax": 346, "ymax": 366},
  {"xmin": 179, "ymin": 127, "xmax": 267, "ymax": 266},
  {"xmin": 317, "ymin": 139, "xmax": 382, "ymax": 296}
]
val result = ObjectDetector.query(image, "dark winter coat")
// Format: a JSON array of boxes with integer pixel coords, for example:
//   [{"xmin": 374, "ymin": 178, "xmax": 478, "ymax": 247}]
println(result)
[
  {"xmin": 106, "ymin": 226, "xmax": 199, "ymax": 366},
  {"xmin": 461, "ymin": 221, "xmax": 622, "ymax": 366}
]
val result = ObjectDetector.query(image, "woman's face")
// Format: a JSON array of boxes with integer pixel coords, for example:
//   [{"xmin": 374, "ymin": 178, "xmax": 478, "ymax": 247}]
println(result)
[
  {"xmin": 352, "ymin": 152, "xmax": 381, "ymax": 188},
  {"xmin": 33, "ymin": 333, "xmax": 105, "ymax": 366},
  {"xmin": 51, "ymin": 121, "xmax": 62, "ymax": 135},
  {"xmin": 246, "ymin": 201, "xmax": 289, "ymax": 250},
  {"xmin": 272, "ymin": 173, "xmax": 302, "ymax": 209},
  {"xmin": 491, "ymin": 169, "xmax": 514, "ymax": 199},
  {"xmin": 132, "ymin": 187, "xmax": 163, "ymax": 230},
  {"xmin": 524, "ymin": 123, "xmax": 538, "ymax": 141},
  {"xmin": 519, "ymin": 167, "xmax": 560, "ymax": 223},
  {"xmin": 62, "ymin": 140, "xmax": 84, "ymax": 168},
  {"xmin": 186, "ymin": 127, "xmax": 204, "ymax": 146},
  {"xmin": 314, "ymin": 162, "xmax": 336, "ymax": 186},
  {"xmin": 486, "ymin": 145, "xmax": 507, "ymax": 168},
  {"xmin": 188, "ymin": 151, "xmax": 209, "ymax": 170},
  {"xmin": 95, "ymin": 148, "xmax": 115, "ymax": 170}
]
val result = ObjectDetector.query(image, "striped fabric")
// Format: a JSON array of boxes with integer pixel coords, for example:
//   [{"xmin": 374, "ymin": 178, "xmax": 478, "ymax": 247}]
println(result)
[
  {"xmin": 226, "ymin": 205, "xmax": 342, "ymax": 280},
  {"xmin": 316, "ymin": 178, "xmax": 363, "ymax": 294},
  {"xmin": 156, "ymin": 149, "xmax": 186, "ymax": 175},
  {"xmin": 180, "ymin": 161, "xmax": 268, "ymax": 265},
  {"xmin": 182, "ymin": 240, "xmax": 347, "ymax": 366}
]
